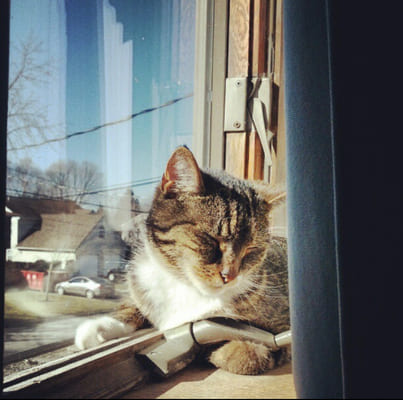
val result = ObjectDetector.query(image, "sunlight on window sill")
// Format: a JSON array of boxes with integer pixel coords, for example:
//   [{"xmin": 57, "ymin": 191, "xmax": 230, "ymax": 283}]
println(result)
[{"xmin": 122, "ymin": 362, "xmax": 296, "ymax": 399}]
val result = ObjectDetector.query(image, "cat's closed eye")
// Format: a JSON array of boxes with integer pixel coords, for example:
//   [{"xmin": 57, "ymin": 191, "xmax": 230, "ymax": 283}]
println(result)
[
  {"xmin": 243, "ymin": 245, "xmax": 260, "ymax": 257},
  {"xmin": 239, "ymin": 245, "xmax": 264, "ymax": 266},
  {"xmin": 196, "ymin": 232, "xmax": 222, "ymax": 264},
  {"xmin": 210, "ymin": 245, "xmax": 223, "ymax": 264}
]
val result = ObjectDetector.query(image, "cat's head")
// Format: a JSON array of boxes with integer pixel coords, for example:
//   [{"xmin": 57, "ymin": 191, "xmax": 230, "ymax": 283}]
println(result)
[{"xmin": 146, "ymin": 146, "xmax": 285, "ymax": 296}]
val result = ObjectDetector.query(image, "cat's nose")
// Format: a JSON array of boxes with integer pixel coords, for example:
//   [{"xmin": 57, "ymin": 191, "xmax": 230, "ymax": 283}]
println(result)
[
  {"xmin": 220, "ymin": 271, "xmax": 234, "ymax": 284},
  {"xmin": 220, "ymin": 245, "xmax": 240, "ymax": 284},
  {"xmin": 219, "ymin": 265, "xmax": 237, "ymax": 284}
]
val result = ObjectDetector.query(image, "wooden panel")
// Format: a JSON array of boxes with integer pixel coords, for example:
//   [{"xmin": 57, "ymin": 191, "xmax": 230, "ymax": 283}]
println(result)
[
  {"xmin": 274, "ymin": 0, "xmax": 283, "ymax": 85},
  {"xmin": 225, "ymin": 0, "xmax": 284, "ymax": 184},
  {"xmin": 225, "ymin": 132, "xmax": 247, "ymax": 179},
  {"xmin": 267, "ymin": 0, "xmax": 276, "ymax": 77},
  {"xmin": 227, "ymin": 0, "xmax": 251, "ymax": 77},
  {"xmin": 247, "ymin": 131, "xmax": 264, "ymax": 180},
  {"xmin": 270, "ymin": 0, "xmax": 286, "ymax": 235},
  {"xmin": 273, "ymin": 74, "xmax": 286, "ymax": 184},
  {"xmin": 225, "ymin": 0, "xmax": 251, "ymax": 178},
  {"xmin": 251, "ymin": 0, "xmax": 268, "ymax": 76},
  {"xmin": 247, "ymin": 0, "xmax": 269, "ymax": 180},
  {"xmin": 269, "ymin": 0, "xmax": 285, "ymax": 185}
]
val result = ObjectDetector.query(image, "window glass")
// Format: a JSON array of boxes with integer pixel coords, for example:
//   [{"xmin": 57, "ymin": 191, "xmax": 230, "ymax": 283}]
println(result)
[{"xmin": 4, "ymin": 0, "xmax": 196, "ymax": 376}]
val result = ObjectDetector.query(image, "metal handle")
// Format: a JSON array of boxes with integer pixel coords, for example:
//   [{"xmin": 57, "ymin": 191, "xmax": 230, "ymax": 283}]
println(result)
[
  {"xmin": 136, "ymin": 318, "xmax": 292, "ymax": 377},
  {"xmin": 192, "ymin": 318, "xmax": 282, "ymax": 350}
]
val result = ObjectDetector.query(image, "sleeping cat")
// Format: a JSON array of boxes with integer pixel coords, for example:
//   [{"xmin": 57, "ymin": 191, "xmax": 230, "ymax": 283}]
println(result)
[{"xmin": 75, "ymin": 146, "xmax": 290, "ymax": 375}]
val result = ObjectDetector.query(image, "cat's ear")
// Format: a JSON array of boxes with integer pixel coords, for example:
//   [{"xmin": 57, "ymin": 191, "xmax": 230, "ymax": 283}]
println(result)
[
  {"xmin": 266, "ymin": 191, "xmax": 286, "ymax": 208},
  {"xmin": 252, "ymin": 182, "xmax": 286, "ymax": 208},
  {"xmin": 161, "ymin": 146, "xmax": 204, "ymax": 195}
]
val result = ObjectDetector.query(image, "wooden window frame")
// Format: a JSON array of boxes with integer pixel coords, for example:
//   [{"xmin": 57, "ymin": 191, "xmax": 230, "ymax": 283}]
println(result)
[
  {"xmin": 193, "ymin": 0, "xmax": 286, "ymax": 187},
  {"xmin": 224, "ymin": 0, "xmax": 285, "ymax": 187},
  {"xmin": 2, "ymin": 329, "xmax": 163, "ymax": 399}
]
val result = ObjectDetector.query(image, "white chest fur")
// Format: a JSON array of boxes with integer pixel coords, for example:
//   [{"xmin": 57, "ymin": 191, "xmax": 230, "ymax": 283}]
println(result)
[{"xmin": 131, "ymin": 247, "xmax": 231, "ymax": 330}]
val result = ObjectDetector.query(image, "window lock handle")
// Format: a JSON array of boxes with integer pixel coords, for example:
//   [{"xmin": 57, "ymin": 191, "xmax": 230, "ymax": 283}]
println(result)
[{"xmin": 136, "ymin": 317, "xmax": 291, "ymax": 378}]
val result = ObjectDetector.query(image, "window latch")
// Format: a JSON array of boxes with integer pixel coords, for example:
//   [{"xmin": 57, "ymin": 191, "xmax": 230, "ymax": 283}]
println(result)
[
  {"xmin": 248, "ymin": 77, "xmax": 275, "ymax": 166},
  {"xmin": 224, "ymin": 77, "xmax": 248, "ymax": 132},
  {"xmin": 136, "ymin": 317, "xmax": 291, "ymax": 378},
  {"xmin": 224, "ymin": 77, "xmax": 276, "ymax": 166}
]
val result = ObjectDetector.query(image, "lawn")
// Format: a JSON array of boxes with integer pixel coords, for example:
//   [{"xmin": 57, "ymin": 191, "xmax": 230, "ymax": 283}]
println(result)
[{"xmin": 4, "ymin": 288, "xmax": 121, "ymax": 323}]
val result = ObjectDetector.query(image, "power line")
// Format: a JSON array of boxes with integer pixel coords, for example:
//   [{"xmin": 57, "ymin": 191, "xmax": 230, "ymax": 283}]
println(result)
[
  {"xmin": 61, "ymin": 177, "xmax": 160, "ymax": 198},
  {"xmin": 7, "ymin": 163, "xmax": 160, "ymax": 196},
  {"xmin": 7, "ymin": 176, "xmax": 160, "ymax": 199},
  {"xmin": 6, "ymin": 188, "xmax": 151, "ymax": 214},
  {"xmin": 8, "ymin": 92, "xmax": 193, "ymax": 152},
  {"xmin": 6, "ymin": 174, "xmax": 160, "ymax": 201}
]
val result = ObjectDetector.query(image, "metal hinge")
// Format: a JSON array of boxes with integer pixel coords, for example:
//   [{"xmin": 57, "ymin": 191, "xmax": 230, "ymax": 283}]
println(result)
[
  {"xmin": 224, "ymin": 77, "xmax": 248, "ymax": 132},
  {"xmin": 224, "ymin": 76, "xmax": 276, "ymax": 166}
]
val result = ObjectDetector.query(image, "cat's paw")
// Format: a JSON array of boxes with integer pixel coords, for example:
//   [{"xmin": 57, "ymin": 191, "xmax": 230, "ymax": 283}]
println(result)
[
  {"xmin": 274, "ymin": 345, "xmax": 292, "ymax": 366},
  {"xmin": 209, "ymin": 340, "xmax": 275, "ymax": 375},
  {"xmin": 75, "ymin": 316, "xmax": 135, "ymax": 350}
]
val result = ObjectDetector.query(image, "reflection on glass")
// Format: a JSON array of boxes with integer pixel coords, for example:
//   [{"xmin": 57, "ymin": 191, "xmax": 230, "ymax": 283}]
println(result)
[{"xmin": 4, "ymin": 0, "xmax": 195, "ymax": 375}]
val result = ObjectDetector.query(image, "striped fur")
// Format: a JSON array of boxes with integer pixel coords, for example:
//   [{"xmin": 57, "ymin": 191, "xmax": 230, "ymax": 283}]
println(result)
[
  {"xmin": 76, "ymin": 147, "xmax": 290, "ymax": 375},
  {"xmin": 123, "ymin": 147, "xmax": 290, "ymax": 374}
]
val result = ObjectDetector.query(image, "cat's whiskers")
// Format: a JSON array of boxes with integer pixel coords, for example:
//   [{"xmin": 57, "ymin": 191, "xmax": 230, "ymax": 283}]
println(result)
[
  {"xmin": 262, "ymin": 269, "xmax": 288, "ymax": 277},
  {"xmin": 250, "ymin": 278, "xmax": 288, "ymax": 291},
  {"xmin": 242, "ymin": 274, "xmax": 288, "ymax": 299},
  {"xmin": 267, "ymin": 227, "xmax": 287, "ymax": 237}
]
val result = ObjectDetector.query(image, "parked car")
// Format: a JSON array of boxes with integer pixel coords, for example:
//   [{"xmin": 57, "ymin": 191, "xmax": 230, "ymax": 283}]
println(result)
[
  {"xmin": 54, "ymin": 276, "xmax": 115, "ymax": 299},
  {"xmin": 100, "ymin": 261, "xmax": 129, "ymax": 282}
]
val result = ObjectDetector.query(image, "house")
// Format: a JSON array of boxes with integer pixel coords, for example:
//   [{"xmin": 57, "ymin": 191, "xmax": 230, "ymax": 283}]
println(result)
[{"xmin": 5, "ymin": 196, "xmax": 130, "ymax": 289}]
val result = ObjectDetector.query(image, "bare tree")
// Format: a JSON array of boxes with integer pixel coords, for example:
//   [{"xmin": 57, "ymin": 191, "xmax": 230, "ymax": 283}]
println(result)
[
  {"xmin": 7, "ymin": 35, "xmax": 55, "ymax": 152},
  {"xmin": 7, "ymin": 157, "xmax": 46, "ymax": 197},
  {"xmin": 7, "ymin": 157, "xmax": 102, "ymax": 205},
  {"xmin": 72, "ymin": 161, "xmax": 103, "ymax": 204},
  {"xmin": 45, "ymin": 160, "xmax": 102, "ymax": 204},
  {"xmin": 44, "ymin": 160, "xmax": 74, "ymax": 199}
]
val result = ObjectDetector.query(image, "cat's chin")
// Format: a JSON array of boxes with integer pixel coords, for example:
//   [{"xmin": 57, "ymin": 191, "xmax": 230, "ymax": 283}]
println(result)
[{"xmin": 189, "ymin": 274, "xmax": 241, "ymax": 297}]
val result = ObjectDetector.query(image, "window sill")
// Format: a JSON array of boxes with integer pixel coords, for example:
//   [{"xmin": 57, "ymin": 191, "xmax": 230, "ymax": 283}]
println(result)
[
  {"xmin": 2, "ymin": 328, "xmax": 162, "ymax": 399},
  {"xmin": 3, "ymin": 328, "xmax": 295, "ymax": 399},
  {"xmin": 122, "ymin": 360, "xmax": 295, "ymax": 399}
]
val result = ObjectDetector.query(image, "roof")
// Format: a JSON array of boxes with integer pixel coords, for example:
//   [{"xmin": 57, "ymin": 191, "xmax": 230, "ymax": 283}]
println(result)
[
  {"xmin": 7, "ymin": 196, "xmax": 79, "ymax": 216},
  {"xmin": 5, "ymin": 206, "xmax": 19, "ymax": 217},
  {"xmin": 6, "ymin": 197, "xmax": 104, "ymax": 252},
  {"xmin": 17, "ymin": 208, "xmax": 103, "ymax": 251}
]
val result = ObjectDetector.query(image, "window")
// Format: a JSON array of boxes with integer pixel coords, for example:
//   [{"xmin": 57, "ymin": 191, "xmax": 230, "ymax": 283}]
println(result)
[
  {"xmin": 2, "ymin": 0, "xmax": 292, "ymax": 398},
  {"xmin": 4, "ymin": 0, "xmax": 198, "ymax": 377}
]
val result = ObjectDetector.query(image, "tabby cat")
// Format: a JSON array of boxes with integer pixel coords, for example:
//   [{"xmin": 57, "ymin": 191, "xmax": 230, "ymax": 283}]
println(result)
[{"xmin": 75, "ymin": 146, "xmax": 290, "ymax": 375}]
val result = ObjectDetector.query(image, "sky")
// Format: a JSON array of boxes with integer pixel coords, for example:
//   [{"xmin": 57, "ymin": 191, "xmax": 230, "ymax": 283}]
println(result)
[
  {"xmin": 8, "ymin": 0, "xmax": 67, "ymax": 166},
  {"xmin": 8, "ymin": 0, "xmax": 195, "ymax": 204}
]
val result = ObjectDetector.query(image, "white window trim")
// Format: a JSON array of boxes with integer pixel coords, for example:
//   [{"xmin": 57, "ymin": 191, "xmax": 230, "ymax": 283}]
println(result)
[{"xmin": 192, "ymin": 0, "xmax": 228, "ymax": 170}]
